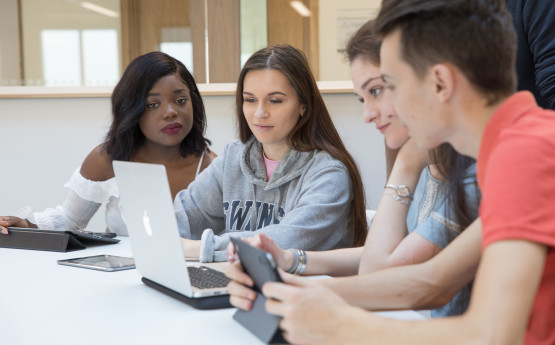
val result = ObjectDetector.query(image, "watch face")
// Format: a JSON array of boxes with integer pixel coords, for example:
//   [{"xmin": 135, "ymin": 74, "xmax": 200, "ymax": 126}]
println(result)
[{"xmin": 398, "ymin": 186, "xmax": 411, "ymax": 198}]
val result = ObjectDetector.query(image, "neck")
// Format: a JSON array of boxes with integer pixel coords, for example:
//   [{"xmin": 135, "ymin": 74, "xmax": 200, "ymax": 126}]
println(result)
[
  {"xmin": 262, "ymin": 144, "xmax": 289, "ymax": 161},
  {"xmin": 448, "ymin": 95, "xmax": 509, "ymax": 159},
  {"xmin": 134, "ymin": 143, "xmax": 185, "ymax": 165}
]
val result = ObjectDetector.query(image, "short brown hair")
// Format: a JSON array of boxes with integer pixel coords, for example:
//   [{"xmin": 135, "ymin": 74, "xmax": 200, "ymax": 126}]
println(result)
[
  {"xmin": 345, "ymin": 19, "xmax": 381, "ymax": 65},
  {"xmin": 374, "ymin": 0, "xmax": 517, "ymax": 105}
]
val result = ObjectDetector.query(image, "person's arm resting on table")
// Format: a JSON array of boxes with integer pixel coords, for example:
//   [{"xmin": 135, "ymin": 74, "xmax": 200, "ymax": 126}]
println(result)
[
  {"xmin": 323, "ymin": 218, "xmax": 481, "ymax": 311},
  {"xmin": 263, "ymin": 238, "xmax": 545, "ymax": 344}
]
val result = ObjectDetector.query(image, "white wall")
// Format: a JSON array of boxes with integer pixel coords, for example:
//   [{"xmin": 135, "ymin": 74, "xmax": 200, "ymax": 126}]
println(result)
[
  {"xmin": 319, "ymin": 0, "xmax": 382, "ymax": 80},
  {"xmin": 0, "ymin": 92, "xmax": 385, "ymax": 232}
]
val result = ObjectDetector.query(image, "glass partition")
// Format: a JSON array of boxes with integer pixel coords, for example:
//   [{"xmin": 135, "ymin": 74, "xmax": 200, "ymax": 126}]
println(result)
[{"xmin": 1, "ymin": 0, "xmax": 382, "ymax": 87}]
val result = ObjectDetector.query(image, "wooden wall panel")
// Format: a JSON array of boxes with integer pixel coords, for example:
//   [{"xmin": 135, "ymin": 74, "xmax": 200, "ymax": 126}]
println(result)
[
  {"xmin": 268, "ymin": 0, "xmax": 304, "ymax": 48},
  {"xmin": 120, "ymin": 0, "xmax": 141, "ymax": 69},
  {"xmin": 190, "ymin": 0, "xmax": 206, "ymax": 83},
  {"xmin": 120, "ymin": 0, "xmax": 190, "ymax": 68},
  {"xmin": 121, "ymin": 0, "xmax": 240, "ymax": 83},
  {"xmin": 267, "ymin": 0, "xmax": 319, "ymax": 79},
  {"xmin": 206, "ymin": 0, "xmax": 240, "ymax": 83},
  {"xmin": 307, "ymin": 0, "xmax": 319, "ymax": 80}
]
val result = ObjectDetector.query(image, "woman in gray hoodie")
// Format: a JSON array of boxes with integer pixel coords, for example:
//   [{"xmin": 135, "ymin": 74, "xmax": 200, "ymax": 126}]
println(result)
[{"xmin": 175, "ymin": 44, "xmax": 368, "ymax": 262}]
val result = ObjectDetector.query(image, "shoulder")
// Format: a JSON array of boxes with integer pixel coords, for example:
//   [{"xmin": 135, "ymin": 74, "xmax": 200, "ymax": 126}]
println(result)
[
  {"xmin": 293, "ymin": 150, "xmax": 349, "ymax": 183},
  {"xmin": 497, "ymin": 117, "xmax": 555, "ymax": 161},
  {"xmin": 80, "ymin": 144, "xmax": 114, "ymax": 182},
  {"xmin": 224, "ymin": 140, "xmax": 244, "ymax": 152},
  {"xmin": 309, "ymin": 150, "xmax": 348, "ymax": 171},
  {"xmin": 207, "ymin": 150, "xmax": 217, "ymax": 160},
  {"xmin": 197, "ymin": 149, "xmax": 217, "ymax": 173},
  {"xmin": 221, "ymin": 140, "xmax": 248, "ymax": 159}
]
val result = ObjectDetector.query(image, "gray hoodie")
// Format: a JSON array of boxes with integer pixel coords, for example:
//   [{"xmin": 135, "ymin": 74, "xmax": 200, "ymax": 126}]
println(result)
[{"xmin": 174, "ymin": 137, "xmax": 355, "ymax": 262}]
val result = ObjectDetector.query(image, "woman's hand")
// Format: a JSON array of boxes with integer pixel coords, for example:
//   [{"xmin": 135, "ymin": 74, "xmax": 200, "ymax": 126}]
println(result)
[
  {"xmin": 394, "ymin": 137, "xmax": 431, "ymax": 175},
  {"xmin": 225, "ymin": 233, "xmax": 295, "ymax": 311},
  {"xmin": 0, "ymin": 216, "xmax": 35, "ymax": 235},
  {"xmin": 225, "ymin": 261, "xmax": 257, "ymax": 310},
  {"xmin": 180, "ymin": 238, "xmax": 201, "ymax": 258},
  {"xmin": 226, "ymin": 233, "xmax": 294, "ymax": 271},
  {"xmin": 263, "ymin": 272, "xmax": 360, "ymax": 345}
]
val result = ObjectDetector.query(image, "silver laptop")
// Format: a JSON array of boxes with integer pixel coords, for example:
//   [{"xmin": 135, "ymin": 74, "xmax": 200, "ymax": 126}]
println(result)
[{"xmin": 112, "ymin": 160, "xmax": 231, "ymax": 309}]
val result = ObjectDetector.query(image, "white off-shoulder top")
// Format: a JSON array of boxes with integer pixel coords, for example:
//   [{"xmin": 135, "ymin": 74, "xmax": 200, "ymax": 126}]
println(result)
[
  {"xmin": 16, "ymin": 167, "xmax": 127, "ymax": 235},
  {"xmin": 16, "ymin": 154, "xmax": 205, "ymax": 236}
]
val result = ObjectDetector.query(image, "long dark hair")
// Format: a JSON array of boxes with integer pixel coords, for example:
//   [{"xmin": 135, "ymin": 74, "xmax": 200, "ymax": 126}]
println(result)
[
  {"xmin": 103, "ymin": 51, "xmax": 210, "ymax": 161},
  {"xmin": 346, "ymin": 20, "xmax": 478, "ymax": 231},
  {"xmin": 429, "ymin": 144, "xmax": 477, "ymax": 230},
  {"xmin": 235, "ymin": 44, "xmax": 368, "ymax": 246}
]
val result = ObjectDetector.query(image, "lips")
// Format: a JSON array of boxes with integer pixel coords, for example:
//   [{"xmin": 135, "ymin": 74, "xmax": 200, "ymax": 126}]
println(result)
[
  {"xmin": 162, "ymin": 122, "xmax": 182, "ymax": 134},
  {"xmin": 254, "ymin": 123, "xmax": 273, "ymax": 131},
  {"xmin": 377, "ymin": 123, "xmax": 390, "ymax": 134}
]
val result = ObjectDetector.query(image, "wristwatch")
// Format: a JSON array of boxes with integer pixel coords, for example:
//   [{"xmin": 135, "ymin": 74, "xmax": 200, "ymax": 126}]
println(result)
[{"xmin": 384, "ymin": 184, "xmax": 414, "ymax": 200}]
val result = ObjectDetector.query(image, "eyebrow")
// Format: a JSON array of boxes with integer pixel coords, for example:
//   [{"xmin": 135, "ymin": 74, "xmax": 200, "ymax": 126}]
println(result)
[
  {"xmin": 381, "ymin": 74, "xmax": 394, "ymax": 83},
  {"xmin": 243, "ymin": 91, "xmax": 287, "ymax": 96},
  {"xmin": 147, "ymin": 89, "xmax": 188, "ymax": 97},
  {"xmin": 361, "ymin": 76, "xmax": 382, "ymax": 90}
]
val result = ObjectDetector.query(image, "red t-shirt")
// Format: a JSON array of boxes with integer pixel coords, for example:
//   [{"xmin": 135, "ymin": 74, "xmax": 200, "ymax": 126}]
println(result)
[{"xmin": 478, "ymin": 92, "xmax": 555, "ymax": 345}]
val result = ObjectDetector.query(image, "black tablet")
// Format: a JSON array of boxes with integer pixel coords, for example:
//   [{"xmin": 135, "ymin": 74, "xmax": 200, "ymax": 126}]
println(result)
[
  {"xmin": 230, "ymin": 238, "xmax": 287, "ymax": 344},
  {"xmin": 230, "ymin": 237, "xmax": 282, "ymax": 291}
]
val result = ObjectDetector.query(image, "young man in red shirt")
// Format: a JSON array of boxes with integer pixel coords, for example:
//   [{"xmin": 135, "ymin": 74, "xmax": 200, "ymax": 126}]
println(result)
[{"xmin": 258, "ymin": 0, "xmax": 555, "ymax": 344}]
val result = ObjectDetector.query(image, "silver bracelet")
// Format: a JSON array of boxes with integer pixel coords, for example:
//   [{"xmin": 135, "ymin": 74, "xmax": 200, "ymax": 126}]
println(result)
[
  {"xmin": 286, "ymin": 249, "xmax": 299, "ymax": 273},
  {"xmin": 294, "ymin": 249, "xmax": 307, "ymax": 275},
  {"xmin": 385, "ymin": 189, "xmax": 411, "ymax": 206},
  {"xmin": 384, "ymin": 184, "xmax": 414, "ymax": 200}
]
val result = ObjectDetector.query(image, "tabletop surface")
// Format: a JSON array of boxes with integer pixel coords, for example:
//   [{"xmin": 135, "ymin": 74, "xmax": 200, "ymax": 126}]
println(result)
[{"xmin": 0, "ymin": 237, "xmax": 426, "ymax": 345}]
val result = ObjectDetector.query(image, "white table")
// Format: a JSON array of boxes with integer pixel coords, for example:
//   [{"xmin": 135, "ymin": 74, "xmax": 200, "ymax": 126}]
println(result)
[{"xmin": 1, "ymin": 238, "xmax": 426, "ymax": 345}]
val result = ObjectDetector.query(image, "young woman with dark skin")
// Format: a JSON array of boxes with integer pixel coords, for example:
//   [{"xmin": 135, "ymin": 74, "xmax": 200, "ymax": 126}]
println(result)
[{"xmin": 0, "ymin": 51, "xmax": 214, "ymax": 236}]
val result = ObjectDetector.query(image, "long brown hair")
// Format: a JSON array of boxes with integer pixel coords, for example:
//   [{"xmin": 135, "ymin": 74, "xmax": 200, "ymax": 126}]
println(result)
[
  {"xmin": 429, "ymin": 144, "xmax": 478, "ymax": 231},
  {"xmin": 235, "ymin": 44, "xmax": 368, "ymax": 246}
]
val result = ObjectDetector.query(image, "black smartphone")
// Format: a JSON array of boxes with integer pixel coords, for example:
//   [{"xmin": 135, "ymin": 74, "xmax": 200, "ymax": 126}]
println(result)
[
  {"xmin": 230, "ymin": 237, "xmax": 282, "ymax": 292},
  {"xmin": 57, "ymin": 254, "xmax": 135, "ymax": 272}
]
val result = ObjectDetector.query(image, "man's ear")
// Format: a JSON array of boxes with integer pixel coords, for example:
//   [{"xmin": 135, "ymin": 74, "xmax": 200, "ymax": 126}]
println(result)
[{"xmin": 430, "ymin": 64, "xmax": 455, "ymax": 103}]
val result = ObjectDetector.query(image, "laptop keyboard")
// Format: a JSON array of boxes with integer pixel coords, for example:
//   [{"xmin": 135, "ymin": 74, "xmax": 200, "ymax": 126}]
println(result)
[{"xmin": 187, "ymin": 266, "xmax": 231, "ymax": 289}]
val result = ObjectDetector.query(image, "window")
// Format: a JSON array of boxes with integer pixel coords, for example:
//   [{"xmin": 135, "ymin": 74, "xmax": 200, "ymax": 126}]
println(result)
[{"xmin": 41, "ymin": 29, "xmax": 119, "ymax": 86}]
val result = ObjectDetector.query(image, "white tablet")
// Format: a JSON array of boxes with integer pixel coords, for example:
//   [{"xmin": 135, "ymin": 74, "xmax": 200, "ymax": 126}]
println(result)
[{"xmin": 57, "ymin": 254, "xmax": 135, "ymax": 272}]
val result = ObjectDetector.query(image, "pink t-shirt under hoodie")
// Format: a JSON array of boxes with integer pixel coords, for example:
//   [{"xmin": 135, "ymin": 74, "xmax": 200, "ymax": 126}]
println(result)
[{"xmin": 263, "ymin": 153, "xmax": 280, "ymax": 181}]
